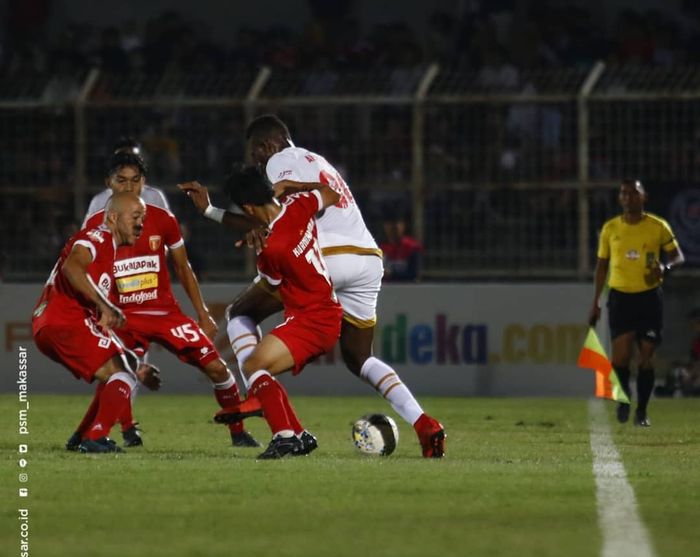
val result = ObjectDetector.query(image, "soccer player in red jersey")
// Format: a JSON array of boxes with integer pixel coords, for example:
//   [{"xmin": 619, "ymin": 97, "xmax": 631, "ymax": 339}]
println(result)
[
  {"xmin": 214, "ymin": 165, "xmax": 343, "ymax": 459},
  {"xmin": 73, "ymin": 152, "xmax": 261, "ymax": 449},
  {"xmin": 32, "ymin": 192, "xmax": 146, "ymax": 453},
  {"xmin": 181, "ymin": 115, "xmax": 445, "ymax": 458}
]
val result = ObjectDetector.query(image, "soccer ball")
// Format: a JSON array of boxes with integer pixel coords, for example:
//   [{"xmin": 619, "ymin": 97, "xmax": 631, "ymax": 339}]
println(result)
[{"xmin": 351, "ymin": 414, "xmax": 399, "ymax": 456}]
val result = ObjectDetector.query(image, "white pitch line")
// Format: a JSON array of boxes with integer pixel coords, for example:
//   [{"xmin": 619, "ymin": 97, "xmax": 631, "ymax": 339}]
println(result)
[{"xmin": 588, "ymin": 399, "xmax": 656, "ymax": 557}]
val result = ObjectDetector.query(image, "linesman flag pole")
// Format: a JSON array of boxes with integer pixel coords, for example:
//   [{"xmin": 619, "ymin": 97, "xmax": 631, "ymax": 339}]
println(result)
[{"xmin": 577, "ymin": 327, "xmax": 630, "ymax": 403}]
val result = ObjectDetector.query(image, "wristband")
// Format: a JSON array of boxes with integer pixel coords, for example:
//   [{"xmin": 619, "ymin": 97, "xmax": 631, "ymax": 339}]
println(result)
[
  {"xmin": 663, "ymin": 263, "xmax": 673, "ymax": 275},
  {"xmin": 204, "ymin": 205, "xmax": 225, "ymax": 224}
]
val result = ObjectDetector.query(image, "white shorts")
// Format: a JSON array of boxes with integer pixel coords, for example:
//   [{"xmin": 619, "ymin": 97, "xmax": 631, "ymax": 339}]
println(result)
[{"xmin": 324, "ymin": 253, "xmax": 383, "ymax": 328}]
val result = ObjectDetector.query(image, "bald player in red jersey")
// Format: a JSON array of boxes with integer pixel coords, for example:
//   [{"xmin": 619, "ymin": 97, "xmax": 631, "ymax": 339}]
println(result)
[
  {"xmin": 72, "ymin": 152, "xmax": 260, "ymax": 449},
  {"xmin": 209, "ymin": 164, "xmax": 342, "ymax": 459},
  {"xmin": 33, "ymin": 192, "xmax": 146, "ymax": 453}
]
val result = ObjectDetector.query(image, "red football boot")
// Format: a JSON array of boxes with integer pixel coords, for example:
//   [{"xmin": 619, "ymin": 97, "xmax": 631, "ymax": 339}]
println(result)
[
  {"xmin": 213, "ymin": 396, "xmax": 264, "ymax": 424},
  {"xmin": 414, "ymin": 414, "xmax": 446, "ymax": 458}
]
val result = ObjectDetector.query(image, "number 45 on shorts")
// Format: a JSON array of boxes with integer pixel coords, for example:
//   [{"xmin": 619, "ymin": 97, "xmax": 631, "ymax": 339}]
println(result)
[{"xmin": 170, "ymin": 323, "xmax": 201, "ymax": 342}]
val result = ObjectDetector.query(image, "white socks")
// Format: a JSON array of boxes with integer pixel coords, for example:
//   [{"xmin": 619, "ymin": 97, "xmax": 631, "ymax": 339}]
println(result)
[
  {"xmin": 227, "ymin": 316, "xmax": 260, "ymax": 367},
  {"xmin": 360, "ymin": 357, "xmax": 424, "ymax": 425}
]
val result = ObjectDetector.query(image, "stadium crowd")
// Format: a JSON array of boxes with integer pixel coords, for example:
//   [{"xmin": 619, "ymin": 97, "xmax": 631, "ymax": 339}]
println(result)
[
  {"xmin": 2, "ymin": 0, "xmax": 699, "ymax": 281},
  {"xmin": 4, "ymin": 1, "xmax": 700, "ymax": 82}
]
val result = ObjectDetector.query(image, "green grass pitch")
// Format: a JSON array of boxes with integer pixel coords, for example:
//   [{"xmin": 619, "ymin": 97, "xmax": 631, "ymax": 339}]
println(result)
[{"xmin": 1, "ymin": 395, "xmax": 699, "ymax": 557}]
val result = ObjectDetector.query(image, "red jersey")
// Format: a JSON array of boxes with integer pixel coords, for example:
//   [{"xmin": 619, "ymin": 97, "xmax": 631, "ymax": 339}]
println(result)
[
  {"xmin": 256, "ymin": 191, "xmax": 341, "ymax": 317},
  {"xmin": 32, "ymin": 225, "xmax": 117, "ymax": 332},
  {"xmin": 84, "ymin": 203, "xmax": 183, "ymax": 313}
]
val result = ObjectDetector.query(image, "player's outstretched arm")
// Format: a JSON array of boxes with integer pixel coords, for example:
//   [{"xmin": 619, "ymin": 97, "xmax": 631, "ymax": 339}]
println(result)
[
  {"xmin": 178, "ymin": 180, "xmax": 256, "ymax": 233},
  {"xmin": 273, "ymin": 180, "xmax": 340, "ymax": 209},
  {"xmin": 272, "ymin": 179, "xmax": 322, "ymax": 198},
  {"xmin": 62, "ymin": 245, "xmax": 125, "ymax": 330},
  {"xmin": 316, "ymin": 183, "xmax": 341, "ymax": 209},
  {"xmin": 169, "ymin": 244, "xmax": 218, "ymax": 340}
]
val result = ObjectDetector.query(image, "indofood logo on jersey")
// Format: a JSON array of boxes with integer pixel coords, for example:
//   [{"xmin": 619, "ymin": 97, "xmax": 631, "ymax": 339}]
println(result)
[
  {"xmin": 376, "ymin": 314, "xmax": 586, "ymax": 366},
  {"xmin": 119, "ymin": 290, "xmax": 158, "ymax": 304}
]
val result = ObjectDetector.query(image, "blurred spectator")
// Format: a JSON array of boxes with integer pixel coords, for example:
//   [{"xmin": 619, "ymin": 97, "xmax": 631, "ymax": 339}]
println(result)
[
  {"xmin": 142, "ymin": 115, "xmax": 182, "ymax": 183},
  {"xmin": 379, "ymin": 206, "xmax": 423, "ymax": 282},
  {"xmin": 656, "ymin": 308, "xmax": 700, "ymax": 397}
]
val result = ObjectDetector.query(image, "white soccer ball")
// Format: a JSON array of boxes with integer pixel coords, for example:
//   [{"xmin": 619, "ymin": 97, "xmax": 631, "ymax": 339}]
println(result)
[{"xmin": 351, "ymin": 414, "xmax": 399, "ymax": 456}]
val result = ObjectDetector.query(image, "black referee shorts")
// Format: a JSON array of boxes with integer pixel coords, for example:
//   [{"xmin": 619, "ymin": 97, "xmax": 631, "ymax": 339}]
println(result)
[{"xmin": 607, "ymin": 287, "xmax": 663, "ymax": 344}]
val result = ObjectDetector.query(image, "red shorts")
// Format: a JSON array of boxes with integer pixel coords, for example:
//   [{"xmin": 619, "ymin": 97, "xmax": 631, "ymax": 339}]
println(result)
[
  {"xmin": 33, "ymin": 318, "xmax": 121, "ymax": 383},
  {"xmin": 115, "ymin": 310, "xmax": 220, "ymax": 368},
  {"xmin": 270, "ymin": 309, "xmax": 342, "ymax": 375}
]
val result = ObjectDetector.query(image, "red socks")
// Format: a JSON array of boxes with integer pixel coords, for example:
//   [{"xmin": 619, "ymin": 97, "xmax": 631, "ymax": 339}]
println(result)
[
  {"xmin": 213, "ymin": 378, "xmax": 245, "ymax": 435},
  {"xmin": 85, "ymin": 375, "xmax": 132, "ymax": 441},
  {"xmin": 250, "ymin": 372, "xmax": 301, "ymax": 436},
  {"xmin": 277, "ymin": 381, "xmax": 303, "ymax": 435},
  {"xmin": 76, "ymin": 383, "xmax": 104, "ymax": 435}
]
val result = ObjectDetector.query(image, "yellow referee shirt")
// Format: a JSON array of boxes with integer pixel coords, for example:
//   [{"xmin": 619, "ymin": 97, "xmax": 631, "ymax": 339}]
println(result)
[{"xmin": 597, "ymin": 213, "xmax": 679, "ymax": 293}]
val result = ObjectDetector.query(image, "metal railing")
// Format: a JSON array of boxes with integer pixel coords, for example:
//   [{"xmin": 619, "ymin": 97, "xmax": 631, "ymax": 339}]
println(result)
[{"xmin": 1, "ymin": 62, "xmax": 699, "ymax": 281}]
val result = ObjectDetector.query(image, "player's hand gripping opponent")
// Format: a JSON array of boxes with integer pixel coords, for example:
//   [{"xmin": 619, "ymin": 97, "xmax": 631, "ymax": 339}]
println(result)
[
  {"xmin": 97, "ymin": 300, "xmax": 126, "ymax": 330},
  {"xmin": 136, "ymin": 363, "xmax": 162, "ymax": 391}
]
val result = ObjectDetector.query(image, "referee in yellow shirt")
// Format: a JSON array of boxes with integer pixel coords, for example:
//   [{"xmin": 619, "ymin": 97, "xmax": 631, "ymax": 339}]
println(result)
[{"xmin": 589, "ymin": 179, "xmax": 684, "ymax": 426}]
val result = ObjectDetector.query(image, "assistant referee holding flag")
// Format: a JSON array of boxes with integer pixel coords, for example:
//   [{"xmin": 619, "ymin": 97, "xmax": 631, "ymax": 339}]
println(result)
[{"xmin": 588, "ymin": 179, "xmax": 684, "ymax": 426}]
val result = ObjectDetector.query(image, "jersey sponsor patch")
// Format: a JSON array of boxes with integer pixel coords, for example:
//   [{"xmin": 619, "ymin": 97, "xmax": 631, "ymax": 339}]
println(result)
[
  {"xmin": 98, "ymin": 273, "xmax": 112, "ymax": 296},
  {"xmin": 116, "ymin": 273, "xmax": 158, "ymax": 293},
  {"xmin": 118, "ymin": 290, "xmax": 158, "ymax": 305},
  {"xmin": 113, "ymin": 255, "xmax": 160, "ymax": 277},
  {"xmin": 625, "ymin": 249, "xmax": 640, "ymax": 260}
]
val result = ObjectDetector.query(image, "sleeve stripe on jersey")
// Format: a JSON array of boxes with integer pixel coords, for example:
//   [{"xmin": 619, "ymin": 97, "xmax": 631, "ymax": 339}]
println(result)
[
  {"xmin": 255, "ymin": 271, "xmax": 282, "ymax": 286},
  {"xmin": 661, "ymin": 236, "xmax": 677, "ymax": 246},
  {"xmin": 73, "ymin": 240, "xmax": 96, "ymax": 261},
  {"xmin": 169, "ymin": 239, "xmax": 185, "ymax": 250}
]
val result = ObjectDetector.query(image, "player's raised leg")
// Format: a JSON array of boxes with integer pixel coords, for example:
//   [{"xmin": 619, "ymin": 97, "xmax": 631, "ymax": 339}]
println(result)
[{"xmin": 340, "ymin": 321, "xmax": 446, "ymax": 458}]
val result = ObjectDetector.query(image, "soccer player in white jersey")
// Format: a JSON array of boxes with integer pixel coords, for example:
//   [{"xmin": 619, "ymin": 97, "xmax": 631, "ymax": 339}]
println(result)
[
  {"xmin": 83, "ymin": 138, "xmax": 169, "ymax": 226},
  {"xmin": 181, "ymin": 114, "xmax": 445, "ymax": 458}
]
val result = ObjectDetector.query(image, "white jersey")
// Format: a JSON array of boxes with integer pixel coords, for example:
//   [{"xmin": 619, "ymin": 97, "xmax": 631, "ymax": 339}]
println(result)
[
  {"xmin": 82, "ymin": 185, "xmax": 169, "ymax": 227},
  {"xmin": 266, "ymin": 146, "xmax": 379, "ymax": 257}
]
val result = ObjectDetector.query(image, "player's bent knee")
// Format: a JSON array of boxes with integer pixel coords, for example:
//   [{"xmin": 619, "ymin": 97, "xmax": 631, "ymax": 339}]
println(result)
[
  {"xmin": 241, "ymin": 354, "xmax": 272, "ymax": 377},
  {"xmin": 340, "ymin": 346, "xmax": 366, "ymax": 376}
]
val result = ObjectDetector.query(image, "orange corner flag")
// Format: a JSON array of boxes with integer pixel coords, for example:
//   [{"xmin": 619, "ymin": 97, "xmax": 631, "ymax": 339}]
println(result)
[{"xmin": 577, "ymin": 328, "xmax": 630, "ymax": 403}]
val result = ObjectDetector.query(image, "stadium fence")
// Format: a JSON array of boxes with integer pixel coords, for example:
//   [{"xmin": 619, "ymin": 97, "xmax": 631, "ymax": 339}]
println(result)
[{"xmin": 1, "ymin": 62, "xmax": 699, "ymax": 281}]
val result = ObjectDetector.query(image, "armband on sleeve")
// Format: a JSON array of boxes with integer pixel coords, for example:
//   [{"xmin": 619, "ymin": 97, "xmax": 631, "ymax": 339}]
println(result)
[{"xmin": 204, "ymin": 205, "xmax": 225, "ymax": 224}]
